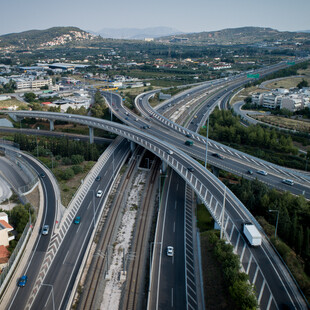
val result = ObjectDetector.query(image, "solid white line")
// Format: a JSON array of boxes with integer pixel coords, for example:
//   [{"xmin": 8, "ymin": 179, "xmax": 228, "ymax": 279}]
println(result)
[
  {"xmin": 156, "ymin": 173, "xmax": 173, "ymax": 310},
  {"xmin": 63, "ymin": 251, "xmax": 69, "ymax": 264},
  {"xmin": 44, "ymin": 289, "xmax": 53, "ymax": 308}
]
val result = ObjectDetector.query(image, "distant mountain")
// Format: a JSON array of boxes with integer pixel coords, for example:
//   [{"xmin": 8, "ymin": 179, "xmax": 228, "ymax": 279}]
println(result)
[
  {"xmin": 159, "ymin": 26, "xmax": 310, "ymax": 45},
  {"xmin": 298, "ymin": 30, "xmax": 310, "ymax": 33},
  {"xmin": 0, "ymin": 26, "xmax": 98, "ymax": 50},
  {"xmin": 96, "ymin": 27, "xmax": 183, "ymax": 39}
]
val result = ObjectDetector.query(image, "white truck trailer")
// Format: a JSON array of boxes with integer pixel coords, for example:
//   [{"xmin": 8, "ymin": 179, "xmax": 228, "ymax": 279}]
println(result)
[{"xmin": 243, "ymin": 223, "xmax": 262, "ymax": 246}]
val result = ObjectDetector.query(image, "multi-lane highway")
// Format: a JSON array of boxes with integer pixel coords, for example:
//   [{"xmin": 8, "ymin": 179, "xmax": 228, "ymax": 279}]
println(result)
[{"xmin": 4, "ymin": 58, "xmax": 310, "ymax": 309}]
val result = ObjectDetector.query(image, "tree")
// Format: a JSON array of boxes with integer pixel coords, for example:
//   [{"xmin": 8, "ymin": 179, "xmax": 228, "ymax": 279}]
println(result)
[
  {"xmin": 24, "ymin": 92, "xmax": 36, "ymax": 102},
  {"xmin": 297, "ymin": 79, "xmax": 308, "ymax": 89}
]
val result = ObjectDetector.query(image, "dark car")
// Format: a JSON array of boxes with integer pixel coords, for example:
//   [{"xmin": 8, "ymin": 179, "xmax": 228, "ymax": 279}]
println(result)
[
  {"xmin": 40, "ymin": 172, "xmax": 45, "ymax": 178},
  {"xmin": 18, "ymin": 275, "xmax": 28, "ymax": 287},
  {"xmin": 74, "ymin": 216, "xmax": 81, "ymax": 224},
  {"xmin": 212, "ymin": 153, "xmax": 224, "ymax": 159},
  {"xmin": 188, "ymin": 167, "xmax": 194, "ymax": 172},
  {"xmin": 247, "ymin": 170, "xmax": 253, "ymax": 175},
  {"xmin": 95, "ymin": 175, "xmax": 101, "ymax": 181}
]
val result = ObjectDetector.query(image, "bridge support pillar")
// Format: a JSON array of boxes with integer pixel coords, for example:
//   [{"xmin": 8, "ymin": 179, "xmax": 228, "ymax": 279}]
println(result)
[
  {"xmin": 8, "ymin": 113, "xmax": 20, "ymax": 122},
  {"xmin": 49, "ymin": 120, "xmax": 54, "ymax": 131},
  {"xmin": 130, "ymin": 141, "xmax": 136, "ymax": 152},
  {"xmin": 89, "ymin": 127, "xmax": 94, "ymax": 144},
  {"xmin": 161, "ymin": 161, "xmax": 167, "ymax": 174},
  {"xmin": 211, "ymin": 165, "xmax": 219, "ymax": 177}
]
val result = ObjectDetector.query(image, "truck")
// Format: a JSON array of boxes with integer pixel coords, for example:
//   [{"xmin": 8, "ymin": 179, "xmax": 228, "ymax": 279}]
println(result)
[
  {"xmin": 242, "ymin": 223, "xmax": 262, "ymax": 246},
  {"xmin": 185, "ymin": 140, "xmax": 194, "ymax": 146}
]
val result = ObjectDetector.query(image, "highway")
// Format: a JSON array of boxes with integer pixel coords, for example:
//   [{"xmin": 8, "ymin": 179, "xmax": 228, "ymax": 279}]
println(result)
[
  {"xmin": 6, "ymin": 109, "xmax": 308, "ymax": 308},
  {"xmin": 27, "ymin": 139, "xmax": 129, "ymax": 310},
  {"xmin": 8, "ymin": 154, "xmax": 57, "ymax": 310},
  {"xmin": 4, "ymin": 58, "xmax": 310, "ymax": 309}
]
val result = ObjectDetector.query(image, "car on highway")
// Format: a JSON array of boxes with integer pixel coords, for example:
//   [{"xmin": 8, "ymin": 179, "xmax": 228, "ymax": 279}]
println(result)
[
  {"xmin": 40, "ymin": 172, "xmax": 45, "ymax": 178},
  {"xmin": 167, "ymin": 246, "xmax": 174, "ymax": 257},
  {"xmin": 247, "ymin": 170, "xmax": 253, "ymax": 175},
  {"xmin": 212, "ymin": 153, "xmax": 224, "ymax": 159},
  {"xmin": 167, "ymin": 150, "xmax": 174, "ymax": 155},
  {"xmin": 188, "ymin": 167, "xmax": 194, "ymax": 172},
  {"xmin": 96, "ymin": 190, "xmax": 103, "ymax": 198},
  {"xmin": 282, "ymin": 179, "xmax": 294, "ymax": 186},
  {"xmin": 18, "ymin": 275, "xmax": 28, "ymax": 287},
  {"xmin": 95, "ymin": 176, "xmax": 101, "ymax": 181},
  {"xmin": 42, "ymin": 225, "xmax": 49, "ymax": 235},
  {"xmin": 256, "ymin": 170, "xmax": 268, "ymax": 176},
  {"xmin": 74, "ymin": 216, "xmax": 81, "ymax": 224}
]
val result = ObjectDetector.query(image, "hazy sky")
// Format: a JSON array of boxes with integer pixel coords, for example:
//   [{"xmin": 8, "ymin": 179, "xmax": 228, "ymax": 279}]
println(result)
[{"xmin": 1, "ymin": 0, "xmax": 309, "ymax": 35}]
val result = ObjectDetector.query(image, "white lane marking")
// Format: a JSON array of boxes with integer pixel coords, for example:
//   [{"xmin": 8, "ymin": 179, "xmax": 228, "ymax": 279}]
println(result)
[{"xmin": 63, "ymin": 250, "xmax": 69, "ymax": 264}]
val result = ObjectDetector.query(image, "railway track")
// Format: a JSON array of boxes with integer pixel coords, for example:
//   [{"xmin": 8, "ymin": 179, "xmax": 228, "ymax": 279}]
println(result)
[
  {"xmin": 77, "ymin": 147, "xmax": 143, "ymax": 310},
  {"xmin": 120, "ymin": 158, "xmax": 160, "ymax": 310}
]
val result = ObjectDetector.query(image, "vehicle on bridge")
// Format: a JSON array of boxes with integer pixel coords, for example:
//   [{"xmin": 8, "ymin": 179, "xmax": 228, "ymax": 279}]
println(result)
[
  {"xmin": 242, "ymin": 223, "xmax": 262, "ymax": 246},
  {"xmin": 185, "ymin": 140, "xmax": 194, "ymax": 146},
  {"xmin": 18, "ymin": 275, "xmax": 28, "ymax": 287}
]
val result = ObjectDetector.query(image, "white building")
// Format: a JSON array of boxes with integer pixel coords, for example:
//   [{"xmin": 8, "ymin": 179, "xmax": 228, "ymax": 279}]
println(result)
[
  {"xmin": 281, "ymin": 95, "xmax": 303, "ymax": 112},
  {"xmin": 15, "ymin": 78, "xmax": 52, "ymax": 90},
  {"xmin": 0, "ymin": 212, "xmax": 14, "ymax": 247}
]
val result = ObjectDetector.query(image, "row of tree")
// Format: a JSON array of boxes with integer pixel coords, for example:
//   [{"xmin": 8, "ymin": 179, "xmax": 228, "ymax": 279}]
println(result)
[
  {"xmin": 227, "ymin": 178, "xmax": 310, "ymax": 273},
  {"xmin": 200, "ymin": 108, "xmax": 298, "ymax": 154},
  {"xmin": 206, "ymin": 231, "xmax": 258, "ymax": 309},
  {"xmin": 14, "ymin": 133, "xmax": 105, "ymax": 162}
]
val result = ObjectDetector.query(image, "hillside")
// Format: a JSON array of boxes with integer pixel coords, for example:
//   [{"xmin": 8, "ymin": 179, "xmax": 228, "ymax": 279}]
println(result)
[
  {"xmin": 0, "ymin": 26, "xmax": 98, "ymax": 50},
  {"xmin": 96, "ymin": 26, "xmax": 183, "ymax": 39},
  {"xmin": 159, "ymin": 27, "xmax": 310, "ymax": 45}
]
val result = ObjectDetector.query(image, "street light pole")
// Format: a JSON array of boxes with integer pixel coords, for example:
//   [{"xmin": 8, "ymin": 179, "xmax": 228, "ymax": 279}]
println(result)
[
  {"xmin": 205, "ymin": 116, "xmax": 209, "ymax": 168},
  {"xmin": 269, "ymin": 209, "xmax": 280, "ymax": 239},
  {"xmin": 220, "ymin": 186, "xmax": 226, "ymax": 240},
  {"xmin": 90, "ymin": 190, "xmax": 96, "ymax": 228}
]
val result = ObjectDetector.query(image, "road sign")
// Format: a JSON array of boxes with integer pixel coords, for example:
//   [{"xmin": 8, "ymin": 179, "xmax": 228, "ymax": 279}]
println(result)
[
  {"xmin": 247, "ymin": 73, "xmax": 260, "ymax": 79},
  {"xmin": 287, "ymin": 61, "xmax": 295, "ymax": 65},
  {"xmin": 202, "ymin": 126, "xmax": 207, "ymax": 129}
]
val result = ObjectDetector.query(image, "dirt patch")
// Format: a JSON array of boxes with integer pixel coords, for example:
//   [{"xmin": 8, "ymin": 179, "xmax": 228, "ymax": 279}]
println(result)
[
  {"xmin": 25, "ymin": 185, "xmax": 40, "ymax": 210},
  {"xmin": 57, "ymin": 161, "xmax": 96, "ymax": 207},
  {"xmin": 230, "ymin": 86, "xmax": 268, "ymax": 105},
  {"xmin": 253, "ymin": 115, "xmax": 310, "ymax": 132},
  {"xmin": 200, "ymin": 232, "xmax": 235, "ymax": 310},
  {"xmin": 264, "ymin": 76, "xmax": 310, "ymax": 89}
]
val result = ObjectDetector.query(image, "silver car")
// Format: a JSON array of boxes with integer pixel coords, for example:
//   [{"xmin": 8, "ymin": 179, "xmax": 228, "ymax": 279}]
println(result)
[{"xmin": 42, "ymin": 225, "xmax": 49, "ymax": 235}]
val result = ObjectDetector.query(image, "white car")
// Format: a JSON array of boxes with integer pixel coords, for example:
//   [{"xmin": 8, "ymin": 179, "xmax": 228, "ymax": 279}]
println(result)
[
  {"xmin": 167, "ymin": 246, "xmax": 174, "ymax": 257},
  {"xmin": 96, "ymin": 190, "xmax": 103, "ymax": 198},
  {"xmin": 256, "ymin": 170, "xmax": 268, "ymax": 176},
  {"xmin": 282, "ymin": 179, "xmax": 294, "ymax": 186},
  {"xmin": 167, "ymin": 150, "xmax": 173, "ymax": 155}
]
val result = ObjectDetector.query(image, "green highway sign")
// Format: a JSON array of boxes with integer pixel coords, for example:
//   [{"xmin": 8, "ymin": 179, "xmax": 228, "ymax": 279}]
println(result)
[
  {"xmin": 287, "ymin": 61, "xmax": 295, "ymax": 65},
  {"xmin": 247, "ymin": 73, "xmax": 260, "ymax": 79},
  {"xmin": 202, "ymin": 126, "xmax": 207, "ymax": 129}
]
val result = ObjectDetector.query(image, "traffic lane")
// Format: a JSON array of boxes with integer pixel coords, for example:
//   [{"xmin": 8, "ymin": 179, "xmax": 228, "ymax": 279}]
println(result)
[
  {"xmin": 159, "ymin": 171, "xmax": 186, "ymax": 309},
  {"xmin": 8, "ymin": 157, "xmax": 56, "ymax": 310},
  {"xmin": 0, "ymin": 158, "xmax": 29, "ymax": 189},
  {"xmin": 31, "ymin": 170, "xmax": 115, "ymax": 309},
  {"xmin": 29, "ymin": 142, "xmax": 127, "ymax": 309}
]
